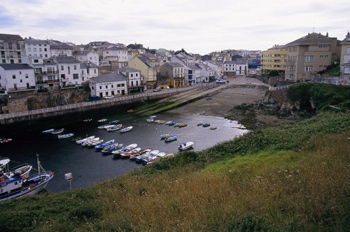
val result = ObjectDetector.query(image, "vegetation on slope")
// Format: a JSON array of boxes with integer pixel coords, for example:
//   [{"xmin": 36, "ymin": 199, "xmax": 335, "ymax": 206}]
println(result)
[{"xmin": 0, "ymin": 112, "xmax": 349, "ymax": 231}]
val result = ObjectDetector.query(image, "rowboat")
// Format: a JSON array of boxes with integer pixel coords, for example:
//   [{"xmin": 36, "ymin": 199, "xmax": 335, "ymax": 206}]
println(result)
[
  {"xmin": 107, "ymin": 124, "xmax": 122, "ymax": 132},
  {"xmin": 120, "ymin": 126, "xmax": 133, "ymax": 133},
  {"xmin": 42, "ymin": 129, "xmax": 54, "ymax": 133},
  {"xmin": 51, "ymin": 128, "xmax": 64, "ymax": 134},
  {"xmin": 178, "ymin": 123, "xmax": 187, "ymax": 128},
  {"xmin": 165, "ymin": 135, "xmax": 177, "ymax": 142},
  {"xmin": 97, "ymin": 119, "xmax": 107, "ymax": 123},
  {"xmin": 160, "ymin": 133, "xmax": 171, "ymax": 139},
  {"xmin": 0, "ymin": 138, "xmax": 12, "ymax": 144},
  {"xmin": 76, "ymin": 136, "xmax": 95, "ymax": 144},
  {"xmin": 57, "ymin": 133, "xmax": 74, "ymax": 139}
]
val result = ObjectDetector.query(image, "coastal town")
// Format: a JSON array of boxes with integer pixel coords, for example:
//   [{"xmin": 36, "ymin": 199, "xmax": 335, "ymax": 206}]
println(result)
[{"xmin": 1, "ymin": 31, "xmax": 350, "ymax": 114}]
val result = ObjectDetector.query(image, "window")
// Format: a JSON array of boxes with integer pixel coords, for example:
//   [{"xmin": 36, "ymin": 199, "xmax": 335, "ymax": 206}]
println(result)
[
  {"xmin": 12, "ymin": 75, "xmax": 16, "ymax": 79},
  {"xmin": 305, "ymin": 56, "xmax": 314, "ymax": 62},
  {"xmin": 304, "ymin": 66, "xmax": 313, "ymax": 72},
  {"xmin": 8, "ymin": 43, "xmax": 12, "ymax": 49},
  {"xmin": 325, "ymin": 55, "xmax": 328, "ymax": 58},
  {"xmin": 73, "ymin": 74, "xmax": 79, "ymax": 79},
  {"xmin": 74, "ymin": 65, "xmax": 77, "ymax": 70},
  {"xmin": 20, "ymin": 79, "xmax": 23, "ymax": 83},
  {"xmin": 17, "ymin": 43, "xmax": 20, "ymax": 50},
  {"xmin": 106, "ymin": 85, "xmax": 108, "ymax": 89},
  {"xmin": 100, "ymin": 86, "xmax": 102, "ymax": 89},
  {"xmin": 34, "ymin": 59, "xmax": 39, "ymax": 63},
  {"xmin": 61, "ymin": 66, "xmax": 64, "ymax": 70},
  {"xmin": 0, "ymin": 42, "xmax": 3, "ymax": 49},
  {"xmin": 17, "ymin": 52, "xmax": 21, "ymax": 56}
]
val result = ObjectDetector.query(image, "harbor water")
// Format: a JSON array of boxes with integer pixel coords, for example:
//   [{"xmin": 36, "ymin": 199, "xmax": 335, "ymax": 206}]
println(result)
[{"xmin": 1, "ymin": 112, "xmax": 248, "ymax": 193}]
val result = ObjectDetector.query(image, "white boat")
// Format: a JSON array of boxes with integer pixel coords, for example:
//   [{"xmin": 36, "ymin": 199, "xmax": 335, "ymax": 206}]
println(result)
[
  {"xmin": 95, "ymin": 139, "xmax": 115, "ymax": 150},
  {"xmin": 165, "ymin": 135, "xmax": 177, "ymax": 142},
  {"xmin": 136, "ymin": 150, "xmax": 158, "ymax": 163},
  {"xmin": 42, "ymin": 129, "xmax": 54, "ymax": 134},
  {"xmin": 76, "ymin": 136, "xmax": 95, "ymax": 144},
  {"xmin": 110, "ymin": 120, "xmax": 120, "ymax": 124},
  {"xmin": 197, "ymin": 122, "xmax": 203, "ymax": 126},
  {"xmin": 57, "ymin": 133, "xmax": 74, "ymax": 139},
  {"xmin": 0, "ymin": 155, "xmax": 54, "ymax": 202},
  {"xmin": 210, "ymin": 126, "xmax": 217, "ymax": 130},
  {"xmin": 130, "ymin": 148, "xmax": 152, "ymax": 160},
  {"xmin": 51, "ymin": 128, "xmax": 64, "ymax": 134},
  {"xmin": 146, "ymin": 118, "xmax": 154, "ymax": 122},
  {"xmin": 101, "ymin": 143, "xmax": 122, "ymax": 154},
  {"xmin": 120, "ymin": 126, "xmax": 133, "ymax": 133},
  {"xmin": 165, "ymin": 121, "xmax": 173, "ymax": 125},
  {"xmin": 178, "ymin": 142, "xmax": 194, "ymax": 151},
  {"xmin": 97, "ymin": 119, "xmax": 107, "ymax": 123},
  {"xmin": 81, "ymin": 137, "xmax": 100, "ymax": 146},
  {"xmin": 160, "ymin": 133, "xmax": 171, "ymax": 139},
  {"xmin": 98, "ymin": 124, "xmax": 113, "ymax": 129},
  {"xmin": 121, "ymin": 147, "xmax": 141, "ymax": 159},
  {"xmin": 107, "ymin": 124, "xmax": 122, "ymax": 132}
]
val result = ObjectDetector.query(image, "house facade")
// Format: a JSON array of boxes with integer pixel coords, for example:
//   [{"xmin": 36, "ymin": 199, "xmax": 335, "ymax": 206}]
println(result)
[
  {"xmin": 159, "ymin": 62, "xmax": 185, "ymax": 88},
  {"xmin": 285, "ymin": 32, "xmax": 341, "ymax": 82},
  {"xmin": 261, "ymin": 45, "xmax": 288, "ymax": 75},
  {"xmin": 89, "ymin": 72, "xmax": 127, "ymax": 98},
  {"xmin": 74, "ymin": 50, "xmax": 100, "ymax": 66},
  {"xmin": 340, "ymin": 32, "xmax": 350, "ymax": 84},
  {"xmin": 80, "ymin": 62, "xmax": 99, "ymax": 81},
  {"xmin": 50, "ymin": 42, "xmax": 73, "ymax": 57},
  {"xmin": 102, "ymin": 47, "xmax": 132, "ymax": 69},
  {"xmin": 0, "ymin": 33, "xmax": 25, "ymax": 64},
  {"xmin": 53, "ymin": 56, "xmax": 83, "ymax": 86},
  {"xmin": 25, "ymin": 38, "xmax": 51, "ymax": 59},
  {"xmin": 0, "ymin": 64, "xmax": 35, "ymax": 93},
  {"xmin": 223, "ymin": 61, "xmax": 236, "ymax": 76},
  {"xmin": 120, "ymin": 67, "xmax": 144, "ymax": 94},
  {"xmin": 128, "ymin": 55, "xmax": 157, "ymax": 89}
]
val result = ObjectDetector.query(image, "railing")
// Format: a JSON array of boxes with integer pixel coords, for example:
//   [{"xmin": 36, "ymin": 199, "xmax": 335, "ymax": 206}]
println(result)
[{"xmin": 0, "ymin": 84, "xmax": 203, "ymax": 120}]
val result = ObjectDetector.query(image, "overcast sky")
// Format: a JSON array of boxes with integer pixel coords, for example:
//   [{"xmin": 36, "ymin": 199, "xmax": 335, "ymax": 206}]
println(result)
[{"xmin": 1, "ymin": 0, "xmax": 349, "ymax": 55}]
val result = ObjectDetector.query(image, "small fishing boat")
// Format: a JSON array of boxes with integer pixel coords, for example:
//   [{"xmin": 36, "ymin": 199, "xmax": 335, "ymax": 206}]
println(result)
[
  {"xmin": 107, "ymin": 124, "xmax": 122, "ymax": 132},
  {"xmin": 51, "ymin": 128, "xmax": 64, "ymax": 134},
  {"xmin": 76, "ymin": 136, "xmax": 95, "ymax": 144},
  {"xmin": 81, "ymin": 137, "xmax": 100, "ymax": 146},
  {"xmin": 0, "ymin": 155, "xmax": 54, "ymax": 202},
  {"xmin": 71, "ymin": 137, "xmax": 83, "ymax": 142},
  {"xmin": 101, "ymin": 143, "xmax": 122, "ymax": 154},
  {"xmin": 127, "ymin": 109, "xmax": 133, "ymax": 113},
  {"xmin": 121, "ymin": 147, "xmax": 141, "ymax": 159},
  {"xmin": 168, "ymin": 122, "xmax": 176, "ymax": 126},
  {"xmin": 210, "ymin": 126, "xmax": 217, "ymax": 130},
  {"xmin": 42, "ymin": 129, "xmax": 54, "ymax": 134},
  {"xmin": 130, "ymin": 148, "xmax": 152, "ymax": 160},
  {"xmin": 178, "ymin": 142, "xmax": 194, "ymax": 151},
  {"xmin": 95, "ymin": 139, "xmax": 115, "ymax": 150},
  {"xmin": 112, "ymin": 143, "xmax": 137, "ymax": 158},
  {"xmin": 97, "ymin": 119, "xmax": 107, "ymax": 123},
  {"xmin": 98, "ymin": 124, "xmax": 113, "ymax": 129},
  {"xmin": 120, "ymin": 126, "xmax": 133, "ymax": 133},
  {"xmin": 110, "ymin": 120, "xmax": 120, "ymax": 124},
  {"xmin": 146, "ymin": 118, "xmax": 154, "ymax": 122},
  {"xmin": 178, "ymin": 123, "xmax": 187, "ymax": 128},
  {"xmin": 197, "ymin": 122, "xmax": 203, "ymax": 126},
  {"xmin": 165, "ymin": 135, "xmax": 177, "ymax": 142},
  {"xmin": 136, "ymin": 150, "xmax": 159, "ymax": 163},
  {"xmin": 202, "ymin": 123, "xmax": 210, "ymax": 127},
  {"xmin": 57, "ymin": 133, "xmax": 74, "ymax": 139},
  {"xmin": 165, "ymin": 121, "xmax": 173, "ymax": 125},
  {"xmin": 0, "ymin": 138, "xmax": 12, "ymax": 144},
  {"xmin": 160, "ymin": 133, "xmax": 171, "ymax": 139},
  {"xmin": 83, "ymin": 118, "xmax": 92, "ymax": 122}
]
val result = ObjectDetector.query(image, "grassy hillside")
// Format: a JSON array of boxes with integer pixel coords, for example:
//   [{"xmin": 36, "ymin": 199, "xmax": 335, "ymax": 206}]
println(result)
[{"xmin": 0, "ymin": 112, "xmax": 350, "ymax": 231}]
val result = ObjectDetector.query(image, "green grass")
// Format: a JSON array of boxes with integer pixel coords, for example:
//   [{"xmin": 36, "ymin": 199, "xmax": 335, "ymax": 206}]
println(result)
[{"xmin": 1, "ymin": 112, "xmax": 350, "ymax": 231}]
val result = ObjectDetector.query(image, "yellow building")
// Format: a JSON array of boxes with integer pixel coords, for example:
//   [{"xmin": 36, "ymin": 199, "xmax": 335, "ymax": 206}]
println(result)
[
  {"xmin": 128, "ymin": 55, "xmax": 157, "ymax": 89},
  {"xmin": 261, "ymin": 45, "xmax": 287, "ymax": 75}
]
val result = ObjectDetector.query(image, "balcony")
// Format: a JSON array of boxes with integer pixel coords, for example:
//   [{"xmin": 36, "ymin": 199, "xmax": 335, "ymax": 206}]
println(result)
[{"xmin": 43, "ymin": 70, "xmax": 59, "ymax": 74}]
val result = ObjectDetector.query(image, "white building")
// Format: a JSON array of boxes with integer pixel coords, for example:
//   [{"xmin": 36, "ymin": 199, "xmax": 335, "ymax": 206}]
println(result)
[
  {"xmin": 53, "ymin": 56, "xmax": 83, "ymax": 86},
  {"xmin": 25, "ymin": 38, "xmax": 51, "ymax": 59},
  {"xmin": 120, "ymin": 67, "xmax": 144, "ymax": 94},
  {"xmin": 80, "ymin": 62, "xmax": 99, "ymax": 81},
  {"xmin": 236, "ymin": 59, "xmax": 249, "ymax": 75},
  {"xmin": 0, "ymin": 64, "xmax": 35, "ymax": 93},
  {"xmin": 74, "ymin": 50, "xmax": 99, "ymax": 66},
  {"xmin": 203, "ymin": 60, "xmax": 223, "ymax": 79},
  {"xmin": 22, "ymin": 56, "xmax": 60, "ymax": 90},
  {"xmin": 50, "ymin": 42, "xmax": 73, "ymax": 57},
  {"xmin": 89, "ymin": 72, "xmax": 127, "ymax": 98},
  {"xmin": 223, "ymin": 61, "xmax": 236, "ymax": 76},
  {"xmin": 102, "ymin": 47, "xmax": 132, "ymax": 68}
]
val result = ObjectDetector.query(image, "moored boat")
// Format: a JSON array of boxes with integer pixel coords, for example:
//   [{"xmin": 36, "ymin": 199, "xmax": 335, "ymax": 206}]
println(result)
[
  {"xmin": 0, "ymin": 155, "xmax": 54, "ymax": 202},
  {"xmin": 42, "ymin": 129, "xmax": 54, "ymax": 134},
  {"xmin": 95, "ymin": 139, "xmax": 115, "ymax": 150},
  {"xmin": 58, "ymin": 133, "xmax": 74, "ymax": 139},
  {"xmin": 107, "ymin": 124, "xmax": 122, "ymax": 132},
  {"xmin": 165, "ymin": 135, "xmax": 178, "ymax": 142},
  {"xmin": 178, "ymin": 123, "xmax": 187, "ymax": 128},
  {"xmin": 160, "ymin": 133, "xmax": 171, "ymax": 139},
  {"xmin": 76, "ymin": 136, "xmax": 95, "ymax": 144},
  {"xmin": 168, "ymin": 122, "xmax": 176, "ymax": 126},
  {"xmin": 178, "ymin": 141, "xmax": 194, "ymax": 151},
  {"xmin": 120, "ymin": 126, "xmax": 133, "ymax": 133},
  {"xmin": 203, "ymin": 123, "xmax": 210, "ymax": 127},
  {"xmin": 210, "ymin": 126, "xmax": 217, "ymax": 130},
  {"xmin": 51, "ymin": 128, "xmax": 64, "ymax": 134},
  {"xmin": 97, "ymin": 118, "xmax": 107, "ymax": 123}
]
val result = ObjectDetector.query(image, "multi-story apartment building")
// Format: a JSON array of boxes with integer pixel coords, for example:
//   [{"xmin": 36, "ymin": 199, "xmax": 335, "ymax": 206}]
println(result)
[
  {"xmin": 261, "ymin": 45, "xmax": 288, "ymax": 75},
  {"xmin": 0, "ymin": 33, "xmax": 25, "ymax": 64},
  {"xmin": 285, "ymin": 32, "xmax": 341, "ymax": 82},
  {"xmin": 25, "ymin": 38, "xmax": 51, "ymax": 59},
  {"xmin": 159, "ymin": 62, "xmax": 185, "ymax": 88},
  {"xmin": 102, "ymin": 47, "xmax": 132, "ymax": 68},
  {"xmin": 223, "ymin": 61, "xmax": 236, "ymax": 76},
  {"xmin": 22, "ymin": 56, "xmax": 60, "ymax": 91},
  {"xmin": 50, "ymin": 41, "xmax": 73, "ymax": 57},
  {"xmin": 53, "ymin": 56, "xmax": 83, "ymax": 86},
  {"xmin": 128, "ymin": 55, "xmax": 157, "ymax": 89},
  {"xmin": 120, "ymin": 67, "xmax": 144, "ymax": 94}
]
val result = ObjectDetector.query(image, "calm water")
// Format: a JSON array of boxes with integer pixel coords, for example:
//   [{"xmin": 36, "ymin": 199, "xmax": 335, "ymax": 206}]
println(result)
[{"xmin": 1, "ymin": 112, "xmax": 247, "ymax": 193}]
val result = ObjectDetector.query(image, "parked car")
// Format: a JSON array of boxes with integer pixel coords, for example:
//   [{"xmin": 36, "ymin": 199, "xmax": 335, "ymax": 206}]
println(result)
[
  {"xmin": 89, "ymin": 96, "xmax": 102, "ymax": 101},
  {"xmin": 153, "ymin": 87, "xmax": 161, "ymax": 92},
  {"xmin": 104, "ymin": 95, "xmax": 114, "ymax": 99}
]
